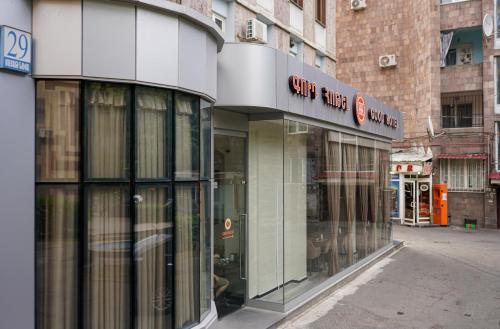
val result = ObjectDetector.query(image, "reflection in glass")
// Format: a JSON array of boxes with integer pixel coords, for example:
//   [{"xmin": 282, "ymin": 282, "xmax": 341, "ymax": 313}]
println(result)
[
  {"xmin": 248, "ymin": 119, "xmax": 284, "ymax": 303},
  {"xmin": 136, "ymin": 87, "xmax": 171, "ymax": 179},
  {"xmin": 36, "ymin": 185, "xmax": 79, "ymax": 329},
  {"xmin": 36, "ymin": 81, "xmax": 80, "ymax": 181},
  {"xmin": 175, "ymin": 184, "xmax": 200, "ymax": 328},
  {"xmin": 135, "ymin": 185, "xmax": 173, "ymax": 329},
  {"xmin": 281, "ymin": 120, "xmax": 392, "ymax": 304},
  {"xmin": 85, "ymin": 186, "xmax": 130, "ymax": 329},
  {"xmin": 200, "ymin": 182, "xmax": 211, "ymax": 318},
  {"xmin": 175, "ymin": 94, "xmax": 200, "ymax": 180},
  {"xmin": 200, "ymin": 107, "xmax": 211, "ymax": 180},
  {"xmin": 87, "ymin": 83, "xmax": 129, "ymax": 179}
]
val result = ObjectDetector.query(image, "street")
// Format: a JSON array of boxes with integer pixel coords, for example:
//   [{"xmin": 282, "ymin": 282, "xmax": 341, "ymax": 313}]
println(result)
[{"xmin": 279, "ymin": 225, "xmax": 500, "ymax": 329}]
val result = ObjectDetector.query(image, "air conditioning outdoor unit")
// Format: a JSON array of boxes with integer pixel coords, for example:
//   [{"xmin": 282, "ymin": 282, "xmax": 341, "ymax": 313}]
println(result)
[
  {"xmin": 351, "ymin": 0, "xmax": 367, "ymax": 10},
  {"xmin": 246, "ymin": 18, "xmax": 268, "ymax": 43},
  {"xmin": 379, "ymin": 54, "xmax": 397, "ymax": 68}
]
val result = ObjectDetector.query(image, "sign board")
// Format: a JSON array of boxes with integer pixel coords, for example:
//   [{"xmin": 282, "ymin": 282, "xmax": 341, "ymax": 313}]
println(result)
[{"xmin": 0, "ymin": 26, "xmax": 32, "ymax": 74}]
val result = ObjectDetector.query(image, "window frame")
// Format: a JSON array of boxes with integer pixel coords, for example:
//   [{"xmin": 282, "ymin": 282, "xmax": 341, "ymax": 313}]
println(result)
[
  {"xmin": 315, "ymin": 0, "xmax": 326, "ymax": 27},
  {"xmin": 35, "ymin": 80, "xmax": 211, "ymax": 329},
  {"xmin": 212, "ymin": 11, "xmax": 226, "ymax": 33},
  {"xmin": 440, "ymin": 158, "xmax": 485, "ymax": 192}
]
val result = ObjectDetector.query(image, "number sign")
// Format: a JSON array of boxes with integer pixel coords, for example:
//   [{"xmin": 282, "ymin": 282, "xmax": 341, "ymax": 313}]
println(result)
[{"xmin": 0, "ymin": 26, "xmax": 32, "ymax": 74}]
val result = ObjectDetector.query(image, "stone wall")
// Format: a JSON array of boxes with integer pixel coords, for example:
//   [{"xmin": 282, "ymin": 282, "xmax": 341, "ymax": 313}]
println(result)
[
  {"xmin": 336, "ymin": 0, "xmax": 438, "ymax": 140},
  {"xmin": 447, "ymin": 192, "xmax": 485, "ymax": 227}
]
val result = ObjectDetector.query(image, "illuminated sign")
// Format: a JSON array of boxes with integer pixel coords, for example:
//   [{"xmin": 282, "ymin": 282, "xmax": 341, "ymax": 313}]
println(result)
[
  {"xmin": 353, "ymin": 94, "xmax": 366, "ymax": 126},
  {"xmin": 288, "ymin": 75, "xmax": 397, "ymax": 130}
]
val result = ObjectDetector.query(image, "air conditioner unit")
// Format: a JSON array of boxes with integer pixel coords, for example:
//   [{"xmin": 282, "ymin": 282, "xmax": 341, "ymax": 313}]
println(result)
[
  {"xmin": 379, "ymin": 54, "xmax": 397, "ymax": 68},
  {"xmin": 351, "ymin": 0, "xmax": 367, "ymax": 10},
  {"xmin": 246, "ymin": 18, "xmax": 268, "ymax": 43}
]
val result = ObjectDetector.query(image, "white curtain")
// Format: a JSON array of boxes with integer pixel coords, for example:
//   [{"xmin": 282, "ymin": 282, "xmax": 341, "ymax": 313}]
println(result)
[
  {"xmin": 136, "ymin": 187, "xmax": 171, "ymax": 329},
  {"xmin": 175, "ymin": 95, "xmax": 196, "ymax": 179},
  {"xmin": 86, "ymin": 186, "xmax": 130, "ymax": 329},
  {"xmin": 37, "ymin": 186, "xmax": 78, "ymax": 329},
  {"xmin": 175, "ymin": 185, "xmax": 198, "ymax": 328},
  {"xmin": 440, "ymin": 32, "xmax": 454, "ymax": 68},
  {"xmin": 137, "ymin": 89, "xmax": 168, "ymax": 179},
  {"xmin": 324, "ymin": 131, "xmax": 341, "ymax": 275},
  {"xmin": 342, "ymin": 139, "xmax": 357, "ymax": 266},
  {"xmin": 88, "ymin": 84, "xmax": 128, "ymax": 178}
]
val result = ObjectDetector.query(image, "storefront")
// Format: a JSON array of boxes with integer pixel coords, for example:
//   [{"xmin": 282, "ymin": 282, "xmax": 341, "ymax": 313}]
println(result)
[
  {"xmin": 211, "ymin": 43, "xmax": 403, "ymax": 317},
  {"xmin": 391, "ymin": 146, "xmax": 433, "ymax": 226},
  {"xmin": 4, "ymin": 1, "xmax": 223, "ymax": 329},
  {"xmin": 0, "ymin": 2, "xmax": 403, "ymax": 329}
]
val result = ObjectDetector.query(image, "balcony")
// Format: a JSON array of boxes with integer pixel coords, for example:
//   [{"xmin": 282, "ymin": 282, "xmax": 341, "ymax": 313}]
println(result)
[
  {"xmin": 440, "ymin": 0, "xmax": 482, "ymax": 31},
  {"xmin": 440, "ymin": 28, "xmax": 483, "ymax": 93}
]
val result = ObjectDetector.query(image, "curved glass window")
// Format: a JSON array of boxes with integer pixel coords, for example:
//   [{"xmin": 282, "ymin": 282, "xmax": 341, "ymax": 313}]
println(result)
[{"xmin": 36, "ymin": 81, "xmax": 212, "ymax": 329}]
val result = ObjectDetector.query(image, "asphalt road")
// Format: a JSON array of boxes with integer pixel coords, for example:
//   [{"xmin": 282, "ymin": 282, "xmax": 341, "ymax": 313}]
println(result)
[{"xmin": 279, "ymin": 225, "xmax": 500, "ymax": 329}]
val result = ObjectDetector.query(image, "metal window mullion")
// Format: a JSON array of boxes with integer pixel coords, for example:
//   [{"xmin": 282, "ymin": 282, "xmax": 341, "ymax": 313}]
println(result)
[{"xmin": 130, "ymin": 85, "xmax": 136, "ymax": 329}]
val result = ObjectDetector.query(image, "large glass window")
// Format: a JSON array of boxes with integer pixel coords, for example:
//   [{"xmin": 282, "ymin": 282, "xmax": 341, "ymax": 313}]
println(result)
[
  {"xmin": 280, "ymin": 120, "xmax": 392, "ymax": 304},
  {"xmin": 175, "ymin": 94, "xmax": 200, "ymax": 180},
  {"xmin": 36, "ymin": 81, "xmax": 80, "ymax": 181},
  {"xmin": 36, "ymin": 185, "xmax": 79, "ymax": 329},
  {"xmin": 36, "ymin": 81, "xmax": 211, "ymax": 329},
  {"xmin": 86, "ymin": 83, "xmax": 130, "ymax": 179},
  {"xmin": 84, "ymin": 185, "xmax": 131, "ymax": 329}
]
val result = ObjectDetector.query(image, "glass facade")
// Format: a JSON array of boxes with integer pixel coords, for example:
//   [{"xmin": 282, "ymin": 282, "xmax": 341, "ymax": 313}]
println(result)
[
  {"xmin": 36, "ymin": 80, "xmax": 211, "ymax": 329},
  {"xmin": 247, "ymin": 118, "xmax": 392, "ymax": 305}
]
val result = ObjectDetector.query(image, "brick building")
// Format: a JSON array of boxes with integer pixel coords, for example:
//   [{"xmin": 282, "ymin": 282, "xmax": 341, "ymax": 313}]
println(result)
[{"xmin": 337, "ymin": 0, "xmax": 500, "ymax": 229}]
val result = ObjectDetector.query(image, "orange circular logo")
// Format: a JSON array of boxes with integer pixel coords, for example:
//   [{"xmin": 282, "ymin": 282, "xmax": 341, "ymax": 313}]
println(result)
[
  {"xmin": 354, "ymin": 94, "xmax": 366, "ymax": 125},
  {"xmin": 224, "ymin": 218, "xmax": 232, "ymax": 231}
]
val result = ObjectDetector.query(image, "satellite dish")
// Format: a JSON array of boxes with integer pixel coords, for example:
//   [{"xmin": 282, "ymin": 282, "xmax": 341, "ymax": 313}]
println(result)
[
  {"xmin": 483, "ymin": 14, "xmax": 494, "ymax": 38},
  {"xmin": 427, "ymin": 116, "xmax": 435, "ymax": 139}
]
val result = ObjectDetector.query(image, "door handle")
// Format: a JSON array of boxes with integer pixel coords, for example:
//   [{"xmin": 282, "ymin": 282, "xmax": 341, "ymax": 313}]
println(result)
[{"xmin": 239, "ymin": 213, "xmax": 247, "ymax": 280}]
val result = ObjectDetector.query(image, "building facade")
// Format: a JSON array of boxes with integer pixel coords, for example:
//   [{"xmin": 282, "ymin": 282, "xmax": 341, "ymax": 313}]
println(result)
[
  {"xmin": 0, "ymin": 1, "xmax": 403, "ymax": 329},
  {"xmin": 336, "ymin": 0, "xmax": 500, "ymax": 229}
]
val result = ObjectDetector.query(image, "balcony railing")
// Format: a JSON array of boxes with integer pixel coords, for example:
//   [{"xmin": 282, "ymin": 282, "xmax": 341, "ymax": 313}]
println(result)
[{"xmin": 441, "ymin": 92, "xmax": 483, "ymax": 128}]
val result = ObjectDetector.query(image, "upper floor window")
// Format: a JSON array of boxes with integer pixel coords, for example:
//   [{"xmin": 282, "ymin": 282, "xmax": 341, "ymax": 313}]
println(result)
[
  {"xmin": 441, "ymin": 92, "xmax": 483, "ymax": 128},
  {"xmin": 212, "ymin": 12, "xmax": 226, "ymax": 33},
  {"xmin": 495, "ymin": 57, "xmax": 500, "ymax": 113},
  {"xmin": 316, "ymin": 0, "xmax": 326, "ymax": 26}
]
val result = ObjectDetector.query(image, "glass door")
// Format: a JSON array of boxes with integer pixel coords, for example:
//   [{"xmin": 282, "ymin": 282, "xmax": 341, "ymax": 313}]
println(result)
[
  {"xmin": 213, "ymin": 134, "xmax": 247, "ymax": 318},
  {"xmin": 404, "ymin": 181, "xmax": 416, "ymax": 225},
  {"xmin": 417, "ymin": 181, "xmax": 431, "ymax": 223}
]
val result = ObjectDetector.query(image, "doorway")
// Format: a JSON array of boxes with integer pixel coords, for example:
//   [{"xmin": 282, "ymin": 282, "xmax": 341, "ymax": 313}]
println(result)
[
  {"xmin": 404, "ymin": 181, "xmax": 416, "ymax": 225},
  {"xmin": 213, "ymin": 133, "xmax": 247, "ymax": 317}
]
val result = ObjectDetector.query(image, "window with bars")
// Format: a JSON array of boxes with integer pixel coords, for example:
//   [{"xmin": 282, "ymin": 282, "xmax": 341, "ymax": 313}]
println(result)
[
  {"xmin": 316, "ymin": 0, "xmax": 326, "ymax": 26},
  {"xmin": 441, "ymin": 92, "xmax": 483, "ymax": 128},
  {"xmin": 440, "ymin": 159, "xmax": 485, "ymax": 192}
]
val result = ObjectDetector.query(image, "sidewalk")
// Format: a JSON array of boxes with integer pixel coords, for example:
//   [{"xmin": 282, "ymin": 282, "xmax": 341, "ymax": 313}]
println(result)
[{"xmin": 278, "ymin": 225, "xmax": 500, "ymax": 329}]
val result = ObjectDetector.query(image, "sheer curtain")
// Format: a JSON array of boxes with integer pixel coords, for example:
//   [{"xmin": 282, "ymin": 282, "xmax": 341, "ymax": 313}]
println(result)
[
  {"xmin": 175, "ymin": 95, "xmax": 199, "ymax": 180},
  {"xmin": 175, "ymin": 184, "xmax": 200, "ymax": 328},
  {"xmin": 85, "ymin": 186, "xmax": 130, "ymax": 329},
  {"xmin": 356, "ymin": 146, "xmax": 372, "ymax": 259},
  {"xmin": 136, "ymin": 186, "xmax": 172, "ymax": 329},
  {"xmin": 37, "ymin": 186, "xmax": 78, "ymax": 329},
  {"xmin": 369, "ymin": 149, "xmax": 380, "ymax": 253},
  {"xmin": 342, "ymin": 137, "xmax": 357, "ymax": 266},
  {"xmin": 88, "ymin": 83, "xmax": 128, "ymax": 178},
  {"xmin": 137, "ymin": 88, "xmax": 169, "ymax": 179},
  {"xmin": 36, "ymin": 81, "xmax": 80, "ymax": 181},
  {"xmin": 324, "ymin": 131, "xmax": 341, "ymax": 275}
]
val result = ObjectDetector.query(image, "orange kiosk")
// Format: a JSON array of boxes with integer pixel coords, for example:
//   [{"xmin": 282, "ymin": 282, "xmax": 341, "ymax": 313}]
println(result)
[{"xmin": 433, "ymin": 184, "xmax": 448, "ymax": 226}]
